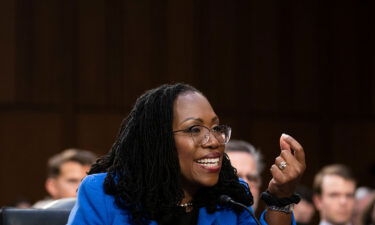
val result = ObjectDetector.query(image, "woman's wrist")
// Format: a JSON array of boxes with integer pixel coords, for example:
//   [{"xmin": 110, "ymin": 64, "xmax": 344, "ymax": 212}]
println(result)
[{"xmin": 260, "ymin": 191, "xmax": 301, "ymax": 207}]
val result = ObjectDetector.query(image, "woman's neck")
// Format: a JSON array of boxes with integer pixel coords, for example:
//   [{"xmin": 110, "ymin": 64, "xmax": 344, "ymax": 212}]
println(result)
[
  {"xmin": 181, "ymin": 189, "xmax": 194, "ymax": 204},
  {"xmin": 181, "ymin": 183, "xmax": 198, "ymax": 204}
]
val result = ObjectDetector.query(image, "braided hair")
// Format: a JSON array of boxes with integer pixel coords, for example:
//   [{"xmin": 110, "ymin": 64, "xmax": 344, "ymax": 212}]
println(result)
[{"xmin": 89, "ymin": 83, "xmax": 253, "ymax": 224}]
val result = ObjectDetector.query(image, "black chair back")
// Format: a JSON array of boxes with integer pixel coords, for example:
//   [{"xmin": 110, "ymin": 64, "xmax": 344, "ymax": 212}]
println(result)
[{"xmin": 0, "ymin": 208, "xmax": 71, "ymax": 225}]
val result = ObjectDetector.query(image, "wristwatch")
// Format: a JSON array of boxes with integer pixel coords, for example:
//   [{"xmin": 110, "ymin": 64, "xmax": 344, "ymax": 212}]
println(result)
[{"xmin": 267, "ymin": 203, "xmax": 294, "ymax": 214}]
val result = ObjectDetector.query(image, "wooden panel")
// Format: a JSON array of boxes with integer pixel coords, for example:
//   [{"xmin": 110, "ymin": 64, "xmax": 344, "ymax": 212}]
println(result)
[
  {"xmin": 202, "ymin": 0, "xmax": 237, "ymax": 107},
  {"xmin": 13, "ymin": 1, "xmax": 77, "ymax": 105},
  {"xmin": 166, "ymin": 1, "xmax": 194, "ymax": 83},
  {"xmin": 76, "ymin": 113, "xmax": 124, "ymax": 155},
  {"xmin": 76, "ymin": 0, "xmax": 108, "ymax": 106},
  {"xmin": 191, "ymin": 0, "xmax": 210, "ymax": 93},
  {"xmin": 104, "ymin": 0, "xmax": 125, "ymax": 109},
  {"xmin": 191, "ymin": 0, "xmax": 240, "ymax": 102},
  {"xmin": 0, "ymin": 0, "xmax": 16, "ymax": 103},
  {"xmin": 249, "ymin": 1, "xmax": 280, "ymax": 111},
  {"xmin": 233, "ymin": 0, "xmax": 254, "ymax": 112},
  {"xmin": 0, "ymin": 112, "xmax": 62, "ymax": 205},
  {"xmin": 333, "ymin": 121, "xmax": 375, "ymax": 187},
  {"xmin": 30, "ymin": 1, "xmax": 62, "ymax": 104},
  {"xmin": 122, "ymin": 1, "xmax": 152, "ymax": 98},
  {"xmin": 356, "ymin": 1, "xmax": 374, "ymax": 115},
  {"xmin": 291, "ymin": 1, "xmax": 319, "ymax": 113},
  {"xmin": 330, "ymin": 2, "xmax": 361, "ymax": 114},
  {"xmin": 122, "ymin": 1, "xmax": 169, "ymax": 99},
  {"xmin": 14, "ymin": 0, "xmax": 35, "ymax": 103},
  {"xmin": 332, "ymin": 76, "xmax": 361, "ymax": 114},
  {"xmin": 277, "ymin": 0, "xmax": 295, "ymax": 113}
]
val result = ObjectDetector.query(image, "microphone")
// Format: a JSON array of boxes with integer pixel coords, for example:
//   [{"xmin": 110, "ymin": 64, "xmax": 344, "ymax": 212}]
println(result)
[{"xmin": 219, "ymin": 195, "xmax": 261, "ymax": 225}]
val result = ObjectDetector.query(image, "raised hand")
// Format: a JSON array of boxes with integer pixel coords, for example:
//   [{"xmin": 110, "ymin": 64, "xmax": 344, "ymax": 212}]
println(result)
[{"xmin": 267, "ymin": 134, "xmax": 306, "ymax": 198}]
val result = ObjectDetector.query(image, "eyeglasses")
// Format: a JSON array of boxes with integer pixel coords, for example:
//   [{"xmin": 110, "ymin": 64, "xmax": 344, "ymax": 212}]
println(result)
[{"xmin": 173, "ymin": 125, "xmax": 231, "ymax": 145}]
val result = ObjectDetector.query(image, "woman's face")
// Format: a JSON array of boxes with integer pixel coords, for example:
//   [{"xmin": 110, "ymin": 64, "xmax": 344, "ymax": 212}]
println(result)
[{"xmin": 173, "ymin": 91, "xmax": 225, "ymax": 192}]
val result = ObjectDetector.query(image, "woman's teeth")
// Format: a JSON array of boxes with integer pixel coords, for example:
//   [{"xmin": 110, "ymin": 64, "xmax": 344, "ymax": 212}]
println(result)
[{"xmin": 196, "ymin": 158, "xmax": 220, "ymax": 167}]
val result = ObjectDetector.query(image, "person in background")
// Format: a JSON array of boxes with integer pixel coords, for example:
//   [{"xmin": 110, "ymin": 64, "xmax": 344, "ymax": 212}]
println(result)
[
  {"xmin": 225, "ymin": 140, "xmax": 264, "ymax": 211},
  {"xmin": 361, "ymin": 193, "xmax": 375, "ymax": 225},
  {"xmin": 33, "ymin": 148, "xmax": 96, "ymax": 208},
  {"xmin": 11, "ymin": 197, "xmax": 32, "ymax": 209},
  {"xmin": 313, "ymin": 164, "xmax": 356, "ymax": 225},
  {"xmin": 294, "ymin": 185, "xmax": 315, "ymax": 225},
  {"xmin": 352, "ymin": 187, "xmax": 375, "ymax": 225}
]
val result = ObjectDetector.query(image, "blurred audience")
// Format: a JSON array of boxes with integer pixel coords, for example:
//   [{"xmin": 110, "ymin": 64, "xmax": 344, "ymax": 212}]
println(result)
[
  {"xmin": 353, "ymin": 187, "xmax": 375, "ymax": 225},
  {"xmin": 361, "ymin": 193, "xmax": 375, "ymax": 225},
  {"xmin": 225, "ymin": 139, "xmax": 264, "ymax": 211},
  {"xmin": 11, "ymin": 197, "xmax": 32, "ymax": 209},
  {"xmin": 32, "ymin": 148, "xmax": 96, "ymax": 208},
  {"xmin": 294, "ymin": 185, "xmax": 316, "ymax": 225},
  {"xmin": 313, "ymin": 164, "xmax": 356, "ymax": 225}
]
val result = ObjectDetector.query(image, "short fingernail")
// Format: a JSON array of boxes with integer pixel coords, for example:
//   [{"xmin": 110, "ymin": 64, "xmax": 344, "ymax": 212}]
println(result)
[{"xmin": 281, "ymin": 133, "xmax": 290, "ymax": 138}]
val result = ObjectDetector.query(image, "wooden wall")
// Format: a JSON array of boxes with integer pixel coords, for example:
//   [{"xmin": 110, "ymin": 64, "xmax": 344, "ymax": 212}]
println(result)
[{"xmin": 0, "ymin": 0, "xmax": 374, "ymax": 206}]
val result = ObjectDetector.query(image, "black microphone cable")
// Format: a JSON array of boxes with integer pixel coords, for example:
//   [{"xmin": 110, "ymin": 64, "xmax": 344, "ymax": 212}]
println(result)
[{"xmin": 219, "ymin": 195, "xmax": 262, "ymax": 225}]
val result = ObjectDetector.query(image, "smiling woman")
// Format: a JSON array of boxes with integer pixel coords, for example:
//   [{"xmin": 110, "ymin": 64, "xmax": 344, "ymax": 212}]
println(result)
[
  {"xmin": 66, "ymin": 83, "xmax": 306, "ymax": 225},
  {"xmin": 173, "ymin": 92, "xmax": 230, "ymax": 194}
]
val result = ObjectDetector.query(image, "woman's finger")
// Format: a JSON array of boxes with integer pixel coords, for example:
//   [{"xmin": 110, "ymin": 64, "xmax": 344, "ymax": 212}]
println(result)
[
  {"xmin": 270, "ymin": 164, "xmax": 286, "ymax": 184},
  {"xmin": 281, "ymin": 134, "xmax": 306, "ymax": 166},
  {"xmin": 280, "ymin": 150, "xmax": 299, "ymax": 167},
  {"xmin": 280, "ymin": 134, "xmax": 291, "ymax": 152}
]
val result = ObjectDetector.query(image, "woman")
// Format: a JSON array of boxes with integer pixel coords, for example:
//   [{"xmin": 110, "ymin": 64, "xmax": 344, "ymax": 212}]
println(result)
[{"xmin": 67, "ymin": 83, "xmax": 306, "ymax": 225}]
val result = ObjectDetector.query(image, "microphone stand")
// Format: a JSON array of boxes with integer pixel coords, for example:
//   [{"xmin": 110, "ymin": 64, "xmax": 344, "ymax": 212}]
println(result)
[{"xmin": 219, "ymin": 195, "xmax": 261, "ymax": 225}]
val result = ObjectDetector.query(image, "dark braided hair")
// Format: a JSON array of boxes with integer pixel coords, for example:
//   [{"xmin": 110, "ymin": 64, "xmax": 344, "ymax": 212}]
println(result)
[{"xmin": 89, "ymin": 83, "xmax": 253, "ymax": 224}]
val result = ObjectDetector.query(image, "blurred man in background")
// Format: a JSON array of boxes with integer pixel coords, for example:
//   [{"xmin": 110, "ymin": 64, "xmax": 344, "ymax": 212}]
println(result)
[
  {"xmin": 313, "ymin": 164, "xmax": 356, "ymax": 225},
  {"xmin": 33, "ymin": 148, "xmax": 96, "ymax": 208},
  {"xmin": 225, "ymin": 139, "xmax": 264, "ymax": 211},
  {"xmin": 294, "ymin": 185, "xmax": 316, "ymax": 225}
]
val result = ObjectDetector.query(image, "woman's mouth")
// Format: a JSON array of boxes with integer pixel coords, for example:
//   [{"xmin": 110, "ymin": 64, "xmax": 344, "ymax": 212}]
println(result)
[
  {"xmin": 196, "ymin": 157, "xmax": 220, "ymax": 168},
  {"xmin": 194, "ymin": 154, "xmax": 222, "ymax": 172}
]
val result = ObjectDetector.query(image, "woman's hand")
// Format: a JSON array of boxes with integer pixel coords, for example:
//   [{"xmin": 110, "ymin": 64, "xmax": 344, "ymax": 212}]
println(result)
[{"xmin": 267, "ymin": 134, "xmax": 306, "ymax": 198}]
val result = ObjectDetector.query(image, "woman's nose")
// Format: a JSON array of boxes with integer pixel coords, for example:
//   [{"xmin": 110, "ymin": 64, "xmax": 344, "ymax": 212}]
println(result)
[{"xmin": 202, "ymin": 132, "xmax": 220, "ymax": 148}]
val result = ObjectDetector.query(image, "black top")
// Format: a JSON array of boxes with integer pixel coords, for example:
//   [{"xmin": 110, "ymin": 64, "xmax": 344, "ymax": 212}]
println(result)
[{"xmin": 157, "ymin": 206, "xmax": 199, "ymax": 225}]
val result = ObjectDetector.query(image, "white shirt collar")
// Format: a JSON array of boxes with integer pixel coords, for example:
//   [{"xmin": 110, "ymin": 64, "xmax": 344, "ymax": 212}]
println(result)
[{"xmin": 319, "ymin": 220, "xmax": 352, "ymax": 225}]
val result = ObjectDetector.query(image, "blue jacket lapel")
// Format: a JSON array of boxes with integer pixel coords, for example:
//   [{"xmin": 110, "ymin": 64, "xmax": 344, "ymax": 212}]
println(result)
[{"xmin": 197, "ymin": 207, "xmax": 238, "ymax": 225}]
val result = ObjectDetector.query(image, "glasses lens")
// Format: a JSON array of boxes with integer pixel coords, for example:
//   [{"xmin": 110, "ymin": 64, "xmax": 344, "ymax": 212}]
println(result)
[
  {"xmin": 213, "ymin": 126, "xmax": 226, "ymax": 143},
  {"xmin": 188, "ymin": 126, "xmax": 204, "ymax": 144},
  {"xmin": 223, "ymin": 125, "xmax": 231, "ymax": 144},
  {"xmin": 190, "ymin": 126, "xmax": 206, "ymax": 144},
  {"xmin": 192, "ymin": 125, "xmax": 231, "ymax": 145}
]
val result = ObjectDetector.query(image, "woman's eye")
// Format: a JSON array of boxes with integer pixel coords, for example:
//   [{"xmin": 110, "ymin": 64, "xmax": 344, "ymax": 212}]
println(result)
[
  {"xmin": 186, "ymin": 126, "xmax": 202, "ymax": 133},
  {"xmin": 212, "ymin": 125, "xmax": 223, "ymax": 133}
]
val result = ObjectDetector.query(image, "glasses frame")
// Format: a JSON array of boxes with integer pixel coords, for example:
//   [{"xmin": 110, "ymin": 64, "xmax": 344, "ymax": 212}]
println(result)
[{"xmin": 173, "ymin": 124, "xmax": 232, "ymax": 145}]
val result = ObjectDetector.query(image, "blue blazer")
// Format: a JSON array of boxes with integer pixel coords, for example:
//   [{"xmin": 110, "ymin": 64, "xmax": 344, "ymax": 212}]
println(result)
[{"xmin": 67, "ymin": 173, "xmax": 293, "ymax": 225}]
